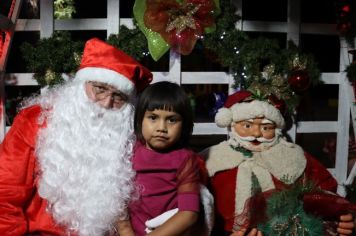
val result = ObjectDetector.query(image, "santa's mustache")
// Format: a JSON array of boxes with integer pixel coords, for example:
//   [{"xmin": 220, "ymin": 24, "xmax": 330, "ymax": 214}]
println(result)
[{"xmin": 239, "ymin": 135, "xmax": 275, "ymax": 143}]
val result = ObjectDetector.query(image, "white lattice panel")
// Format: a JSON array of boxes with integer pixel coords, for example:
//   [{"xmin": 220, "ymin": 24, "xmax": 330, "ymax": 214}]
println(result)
[{"xmin": 1, "ymin": 0, "xmax": 354, "ymax": 196}]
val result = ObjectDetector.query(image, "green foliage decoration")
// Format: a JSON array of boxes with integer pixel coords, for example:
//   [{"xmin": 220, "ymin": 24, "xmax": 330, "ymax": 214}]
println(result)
[
  {"xmin": 106, "ymin": 25, "xmax": 149, "ymax": 62},
  {"xmin": 258, "ymin": 181, "xmax": 324, "ymax": 236},
  {"xmin": 20, "ymin": 32, "xmax": 84, "ymax": 87},
  {"xmin": 346, "ymin": 63, "xmax": 356, "ymax": 83}
]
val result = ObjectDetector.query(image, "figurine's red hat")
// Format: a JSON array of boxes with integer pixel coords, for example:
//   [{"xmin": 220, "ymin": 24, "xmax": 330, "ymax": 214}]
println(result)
[{"xmin": 215, "ymin": 90, "xmax": 285, "ymax": 128}]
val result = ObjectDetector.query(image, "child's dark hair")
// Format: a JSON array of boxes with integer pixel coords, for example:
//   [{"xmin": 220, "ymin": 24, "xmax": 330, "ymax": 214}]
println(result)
[{"xmin": 134, "ymin": 81, "xmax": 194, "ymax": 147}]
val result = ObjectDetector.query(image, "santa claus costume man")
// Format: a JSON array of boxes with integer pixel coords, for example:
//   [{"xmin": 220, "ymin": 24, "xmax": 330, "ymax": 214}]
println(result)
[
  {"xmin": 0, "ymin": 38, "xmax": 152, "ymax": 235},
  {"xmin": 202, "ymin": 90, "xmax": 355, "ymax": 236}
]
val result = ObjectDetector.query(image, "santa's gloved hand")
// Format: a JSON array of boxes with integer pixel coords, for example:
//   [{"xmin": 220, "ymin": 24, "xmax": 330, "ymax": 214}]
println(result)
[{"xmin": 145, "ymin": 208, "xmax": 179, "ymax": 233}]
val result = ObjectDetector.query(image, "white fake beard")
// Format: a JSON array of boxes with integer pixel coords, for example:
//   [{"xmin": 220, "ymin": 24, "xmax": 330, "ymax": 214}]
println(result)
[
  {"xmin": 228, "ymin": 128, "xmax": 281, "ymax": 152},
  {"xmin": 35, "ymin": 80, "xmax": 136, "ymax": 236}
]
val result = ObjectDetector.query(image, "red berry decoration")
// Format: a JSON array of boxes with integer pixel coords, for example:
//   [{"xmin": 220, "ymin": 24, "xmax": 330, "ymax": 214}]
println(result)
[
  {"xmin": 337, "ymin": 22, "xmax": 352, "ymax": 34},
  {"xmin": 288, "ymin": 69, "xmax": 311, "ymax": 93}
]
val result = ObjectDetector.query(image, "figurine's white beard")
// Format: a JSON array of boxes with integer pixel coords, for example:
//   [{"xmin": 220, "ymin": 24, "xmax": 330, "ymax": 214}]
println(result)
[
  {"xmin": 35, "ymin": 80, "xmax": 136, "ymax": 235},
  {"xmin": 228, "ymin": 129, "xmax": 281, "ymax": 152}
]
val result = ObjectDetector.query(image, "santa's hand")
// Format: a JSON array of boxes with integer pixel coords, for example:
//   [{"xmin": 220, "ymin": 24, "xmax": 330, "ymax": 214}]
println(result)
[{"xmin": 145, "ymin": 208, "xmax": 179, "ymax": 233}]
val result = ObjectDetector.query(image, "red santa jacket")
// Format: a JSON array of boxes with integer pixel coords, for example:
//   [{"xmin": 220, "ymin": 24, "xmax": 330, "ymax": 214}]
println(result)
[
  {"xmin": 204, "ymin": 140, "xmax": 337, "ymax": 232},
  {"xmin": 0, "ymin": 105, "xmax": 67, "ymax": 235}
]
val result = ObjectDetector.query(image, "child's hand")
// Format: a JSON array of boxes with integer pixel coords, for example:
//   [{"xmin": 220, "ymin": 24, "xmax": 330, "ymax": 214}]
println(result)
[
  {"xmin": 230, "ymin": 228, "xmax": 263, "ymax": 236},
  {"xmin": 337, "ymin": 213, "xmax": 354, "ymax": 236}
]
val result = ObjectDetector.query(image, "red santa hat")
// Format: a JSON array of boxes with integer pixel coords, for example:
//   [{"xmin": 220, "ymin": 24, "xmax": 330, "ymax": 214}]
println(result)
[
  {"xmin": 75, "ymin": 38, "xmax": 153, "ymax": 95},
  {"xmin": 215, "ymin": 90, "xmax": 285, "ymax": 128}
]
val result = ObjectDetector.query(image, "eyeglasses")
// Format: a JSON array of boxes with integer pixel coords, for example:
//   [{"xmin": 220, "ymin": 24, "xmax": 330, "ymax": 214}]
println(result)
[{"xmin": 88, "ymin": 81, "xmax": 128, "ymax": 106}]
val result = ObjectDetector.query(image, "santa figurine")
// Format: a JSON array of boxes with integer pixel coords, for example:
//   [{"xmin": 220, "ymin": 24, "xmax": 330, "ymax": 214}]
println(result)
[
  {"xmin": 202, "ymin": 90, "xmax": 355, "ymax": 236},
  {"xmin": 0, "ymin": 38, "xmax": 152, "ymax": 235}
]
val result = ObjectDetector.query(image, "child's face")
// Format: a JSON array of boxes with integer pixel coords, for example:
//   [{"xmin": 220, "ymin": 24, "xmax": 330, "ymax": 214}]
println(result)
[{"xmin": 141, "ymin": 109, "xmax": 183, "ymax": 151}]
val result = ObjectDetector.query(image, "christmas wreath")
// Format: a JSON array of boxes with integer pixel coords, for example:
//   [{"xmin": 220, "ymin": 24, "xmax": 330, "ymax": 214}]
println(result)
[
  {"xmin": 244, "ymin": 179, "xmax": 356, "ymax": 236},
  {"xmin": 257, "ymin": 182, "xmax": 324, "ymax": 236}
]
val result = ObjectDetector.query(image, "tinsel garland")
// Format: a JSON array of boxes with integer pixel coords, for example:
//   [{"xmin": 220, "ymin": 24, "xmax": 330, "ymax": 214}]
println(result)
[{"xmin": 20, "ymin": 0, "xmax": 321, "ymax": 113}]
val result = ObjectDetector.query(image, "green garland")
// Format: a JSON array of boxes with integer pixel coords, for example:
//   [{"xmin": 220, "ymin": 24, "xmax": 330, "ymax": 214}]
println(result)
[
  {"xmin": 106, "ymin": 24, "xmax": 149, "ymax": 61},
  {"xmin": 229, "ymin": 144, "xmax": 252, "ymax": 158},
  {"xmin": 20, "ymin": 0, "xmax": 321, "ymax": 113},
  {"xmin": 202, "ymin": 0, "xmax": 321, "ymax": 112},
  {"xmin": 20, "ymin": 32, "xmax": 84, "ymax": 87}
]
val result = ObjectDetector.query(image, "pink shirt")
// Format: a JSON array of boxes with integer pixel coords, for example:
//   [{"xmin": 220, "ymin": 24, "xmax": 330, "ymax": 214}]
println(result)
[{"xmin": 129, "ymin": 142, "xmax": 200, "ymax": 235}]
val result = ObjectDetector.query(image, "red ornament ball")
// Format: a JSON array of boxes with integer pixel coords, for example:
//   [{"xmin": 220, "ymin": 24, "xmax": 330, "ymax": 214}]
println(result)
[{"xmin": 288, "ymin": 69, "xmax": 310, "ymax": 93}]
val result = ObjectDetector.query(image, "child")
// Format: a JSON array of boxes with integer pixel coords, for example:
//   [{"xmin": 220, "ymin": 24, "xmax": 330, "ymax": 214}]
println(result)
[{"xmin": 118, "ymin": 81, "xmax": 201, "ymax": 236}]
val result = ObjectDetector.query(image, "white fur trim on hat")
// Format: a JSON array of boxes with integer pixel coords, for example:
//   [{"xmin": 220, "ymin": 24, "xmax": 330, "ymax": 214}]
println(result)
[
  {"xmin": 231, "ymin": 100, "xmax": 285, "ymax": 128},
  {"xmin": 215, "ymin": 107, "xmax": 233, "ymax": 128},
  {"xmin": 75, "ymin": 67, "xmax": 135, "ymax": 95}
]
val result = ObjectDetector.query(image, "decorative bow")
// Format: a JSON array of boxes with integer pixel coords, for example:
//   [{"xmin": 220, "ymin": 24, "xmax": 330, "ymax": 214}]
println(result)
[{"xmin": 134, "ymin": 0, "xmax": 219, "ymax": 61}]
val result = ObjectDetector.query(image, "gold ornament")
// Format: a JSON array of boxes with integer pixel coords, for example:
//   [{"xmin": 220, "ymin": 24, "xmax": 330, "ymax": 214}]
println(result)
[
  {"xmin": 252, "ymin": 64, "xmax": 288, "ymax": 100},
  {"xmin": 273, "ymin": 214, "xmax": 308, "ymax": 236},
  {"xmin": 73, "ymin": 52, "xmax": 82, "ymax": 67},
  {"xmin": 271, "ymin": 75, "xmax": 285, "ymax": 87},
  {"xmin": 262, "ymin": 64, "xmax": 276, "ymax": 79},
  {"xmin": 290, "ymin": 54, "xmax": 307, "ymax": 70},
  {"xmin": 44, "ymin": 69, "xmax": 56, "ymax": 85},
  {"xmin": 166, "ymin": 3, "xmax": 200, "ymax": 34}
]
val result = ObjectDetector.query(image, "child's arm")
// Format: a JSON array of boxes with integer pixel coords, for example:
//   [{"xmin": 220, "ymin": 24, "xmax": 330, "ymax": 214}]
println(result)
[
  {"xmin": 145, "ymin": 152, "xmax": 200, "ymax": 235},
  {"xmin": 117, "ymin": 219, "xmax": 135, "ymax": 236},
  {"xmin": 147, "ymin": 210, "xmax": 198, "ymax": 236}
]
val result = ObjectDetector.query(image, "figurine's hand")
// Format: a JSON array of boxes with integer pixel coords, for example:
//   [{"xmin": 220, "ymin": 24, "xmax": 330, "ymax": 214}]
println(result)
[
  {"xmin": 230, "ymin": 228, "xmax": 263, "ymax": 236},
  {"xmin": 337, "ymin": 213, "xmax": 354, "ymax": 236}
]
